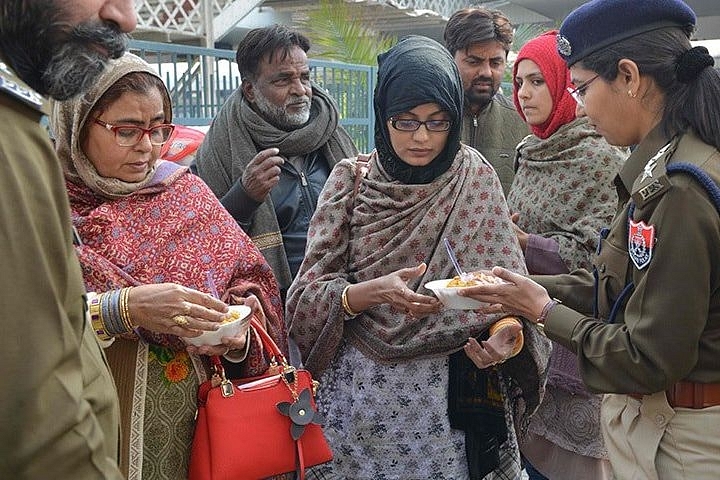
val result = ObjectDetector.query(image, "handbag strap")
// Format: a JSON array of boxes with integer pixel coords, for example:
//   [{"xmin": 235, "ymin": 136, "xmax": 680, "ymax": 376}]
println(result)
[
  {"xmin": 210, "ymin": 317, "xmax": 288, "ymax": 378},
  {"xmin": 249, "ymin": 317, "xmax": 287, "ymax": 363}
]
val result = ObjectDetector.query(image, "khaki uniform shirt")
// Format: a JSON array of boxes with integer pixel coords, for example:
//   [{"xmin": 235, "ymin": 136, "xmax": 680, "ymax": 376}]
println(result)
[
  {"xmin": 0, "ymin": 59, "xmax": 122, "ymax": 479},
  {"xmin": 539, "ymin": 127, "xmax": 720, "ymax": 394},
  {"xmin": 461, "ymin": 93, "xmax": 529, "ymax": 195}
]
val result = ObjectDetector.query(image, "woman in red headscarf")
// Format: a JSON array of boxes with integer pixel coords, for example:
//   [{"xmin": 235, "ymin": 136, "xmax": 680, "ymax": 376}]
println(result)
[{"xmin": 507, "ymin": 31, "xmax": 627, "ymax": 480}]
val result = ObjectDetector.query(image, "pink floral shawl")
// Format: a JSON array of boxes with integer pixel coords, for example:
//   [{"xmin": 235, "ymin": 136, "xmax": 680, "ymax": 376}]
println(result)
[{"xmin": 69, "ymin": 160, "xmax": 287, "ymax": 375}]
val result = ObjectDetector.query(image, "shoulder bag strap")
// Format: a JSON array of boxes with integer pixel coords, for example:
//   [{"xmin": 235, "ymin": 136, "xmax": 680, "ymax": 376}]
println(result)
[
  {"xmin": 347, "ymin": 151, "xmax": 374, "ymax": 216},
  {"xmin": 353, "ymin": 151, "xmax": 374, "ymax": 196}
]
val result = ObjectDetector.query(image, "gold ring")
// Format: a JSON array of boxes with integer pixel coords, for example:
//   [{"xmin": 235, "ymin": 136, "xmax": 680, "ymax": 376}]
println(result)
[{"xmin": 172, "ymin": 315, "xmax": 189, "ymax": 327}]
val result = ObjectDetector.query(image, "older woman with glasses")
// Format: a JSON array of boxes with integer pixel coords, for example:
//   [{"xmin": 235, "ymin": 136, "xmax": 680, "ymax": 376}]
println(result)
[
  {"xmin": 286, "ymin": 35, "xmax": 551, "ymax": 479},
  {"xmin": 51, "ymin": 52, "xmax": 287, "ymax": 480}
]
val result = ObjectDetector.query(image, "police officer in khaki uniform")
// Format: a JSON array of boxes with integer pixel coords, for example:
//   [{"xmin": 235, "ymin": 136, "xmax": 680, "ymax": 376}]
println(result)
[
  {"xmin": 458, "ymin": 1, "xmax": 720, "ymax": 479},
  {"xmin": 0, "ymin": 1, "xmax": 136, "ymax": 477}
]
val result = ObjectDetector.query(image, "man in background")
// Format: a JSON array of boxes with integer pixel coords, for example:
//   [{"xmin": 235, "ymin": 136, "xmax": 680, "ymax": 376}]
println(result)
[
  {"xmin": 444, "ymin": 7, "xmax": 529, "ymax": 195},
  {"xmin": 193, "ymin": 25, "xmax": 357, "ymax": 299},
  {"xmin": 0, "ymin": 1, "xmax": 136, "ymax": 478}
]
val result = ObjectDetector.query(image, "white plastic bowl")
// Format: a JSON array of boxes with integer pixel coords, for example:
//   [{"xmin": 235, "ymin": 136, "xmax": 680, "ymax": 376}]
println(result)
[
  {"xmin": 424, "ymin": 279, "xmax": 489, "ymax": 310},
  {"xmin": 425, "ymin": 276, "xmax": 506, "ymax": 310},
  {"xmin": 183, "ymin": 304, "xmax": 252, "ymax": 347}
]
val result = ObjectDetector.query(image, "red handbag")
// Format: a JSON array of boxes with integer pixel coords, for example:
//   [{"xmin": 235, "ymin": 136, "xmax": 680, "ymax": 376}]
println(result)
[{"xmin": 189, "ymin": 319, "xmax": 333, "ymax": 480}]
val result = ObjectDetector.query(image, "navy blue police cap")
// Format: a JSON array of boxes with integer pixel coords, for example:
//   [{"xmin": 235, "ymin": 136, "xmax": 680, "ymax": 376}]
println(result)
[{"xmin": 557, "ymin": 0, "xmax": 696, "ymax": 66}]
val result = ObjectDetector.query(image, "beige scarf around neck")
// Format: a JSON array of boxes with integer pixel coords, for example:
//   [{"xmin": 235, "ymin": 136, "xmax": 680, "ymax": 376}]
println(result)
[{"xmin": 51, "ymin": 52, "xmax": 169, "ymax": 199}]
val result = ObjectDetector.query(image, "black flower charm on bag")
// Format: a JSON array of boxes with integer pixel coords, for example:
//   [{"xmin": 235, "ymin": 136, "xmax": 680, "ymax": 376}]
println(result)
[{"xmin": 277, "ymin": 388, "xmax": 326, "ymax": 440}]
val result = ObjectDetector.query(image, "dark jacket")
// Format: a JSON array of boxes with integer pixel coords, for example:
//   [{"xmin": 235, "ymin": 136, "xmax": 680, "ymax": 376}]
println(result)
[
  {"xmin": 462, "ymin": 93, "xmax": 529, "ymax": 195},
  {"xmin": 221, "ymin": 149, "xmax": 332, "ymax": 286}
]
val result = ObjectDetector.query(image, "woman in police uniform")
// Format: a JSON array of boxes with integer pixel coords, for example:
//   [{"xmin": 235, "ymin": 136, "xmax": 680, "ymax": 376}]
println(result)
[{"xmin": 459, "ymin": 0, "xmax": 720, "ymax": 479}]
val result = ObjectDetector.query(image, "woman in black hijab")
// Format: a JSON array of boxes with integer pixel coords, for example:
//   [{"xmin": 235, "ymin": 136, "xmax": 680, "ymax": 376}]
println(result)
[
  {"xmin": 287, "ymin": 36, "xmax": 550, "ymax": 479},
  {"xmin": 373, "ymin": 35, "xmax": 463, "ymax": 184}
]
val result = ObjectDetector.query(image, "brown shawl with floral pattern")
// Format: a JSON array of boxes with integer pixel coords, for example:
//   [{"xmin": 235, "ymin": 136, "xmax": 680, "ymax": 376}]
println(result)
[{"xmin": 287, "ymin": 146, "xmax": 551, "ymax": 420}]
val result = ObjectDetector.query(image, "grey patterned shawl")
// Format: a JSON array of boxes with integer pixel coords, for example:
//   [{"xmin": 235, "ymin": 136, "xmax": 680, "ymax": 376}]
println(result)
[
  {"xmin": 287, "ymin": 145, "xmax": 552, "ymax": 428},
  {"xmin": 508, "ymin": 117, "xmax": 625, "ymax": 459},
  {"xmin": 508, "ymin": 117, "xmax": 626, "ymax": 273}
]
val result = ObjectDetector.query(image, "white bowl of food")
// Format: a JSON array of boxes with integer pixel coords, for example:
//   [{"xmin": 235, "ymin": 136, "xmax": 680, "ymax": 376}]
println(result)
[
  {"xmin": 184, "ymin": 304, "xmax": 252, "ymax": 347},
  {"xmin": 425, "ymin": 271, "xmax": 506, "ymax": 310}
]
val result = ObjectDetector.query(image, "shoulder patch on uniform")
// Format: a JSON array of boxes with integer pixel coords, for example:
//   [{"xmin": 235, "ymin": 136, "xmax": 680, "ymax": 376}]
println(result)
[
  {"xmin": 631, "ymin": 140, "xmax": 676, "ymax": 207},
  {"xmin": 0, "ymin": 62, "xmax": 45, "ymax": 112},
  {"xmin": 628, "ymin": 220, "xmax": 655, "ymax": 270}
]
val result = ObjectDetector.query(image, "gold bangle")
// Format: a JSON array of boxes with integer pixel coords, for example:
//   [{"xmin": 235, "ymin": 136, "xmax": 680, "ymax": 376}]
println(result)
[
  {"xmin": 341, "ymin": 285, "xmax": 361, "ymax": 317},
  {"xmin": 489, "ymin": 316, "xmax": 522, "ymax": 336},
  {"xmin": 89, "ymin": 294, "xmax": 112, "ymax": 341},
  {"xmin": 489, "ymin": 315, "xmax": 524, "ymax": 359},
  {"xmin": 119, "ymin": 286, "xmax": 134, "ymax": 330}
]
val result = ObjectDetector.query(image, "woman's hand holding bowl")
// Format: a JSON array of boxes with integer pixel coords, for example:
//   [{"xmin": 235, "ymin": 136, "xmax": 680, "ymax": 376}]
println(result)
[{"xmin": 127, "ymin": 283, "xmax": 229, "ymax": 336}]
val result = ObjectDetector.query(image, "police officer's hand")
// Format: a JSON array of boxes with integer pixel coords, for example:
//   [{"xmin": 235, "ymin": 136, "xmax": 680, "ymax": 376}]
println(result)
[
  {"xmin": 241, "ymin": 147, "xmax": 284, "ymax": 202},
  {"xmin": 127, "ymin": 283, "xmax": 229, "ymax": 336},
  {"xmin": 458, "ymin": 267, "xmax": 551, "ymax": 322}
]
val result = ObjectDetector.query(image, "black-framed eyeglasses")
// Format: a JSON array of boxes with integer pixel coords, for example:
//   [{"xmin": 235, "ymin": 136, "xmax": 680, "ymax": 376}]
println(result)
[
  {"xmin": 389, "ymin": 117, "xmax": 452, "ymax": 132},
  {"xmin": 567, "ymin": 74, "xmax": 600, "ymax": 108},
  {"xmin": 93, "ymin": 118, "xmax": 175, "ymax": 146}
]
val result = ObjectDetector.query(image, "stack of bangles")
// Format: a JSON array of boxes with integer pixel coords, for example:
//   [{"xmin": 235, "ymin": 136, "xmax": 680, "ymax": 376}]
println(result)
[
  {"xmin": 488, "ymin": 316, "xmax": 525, "ymax": 363},
  {"xmin": 87, "ymin": 287, "xmax": 135, "ymax": 343}
]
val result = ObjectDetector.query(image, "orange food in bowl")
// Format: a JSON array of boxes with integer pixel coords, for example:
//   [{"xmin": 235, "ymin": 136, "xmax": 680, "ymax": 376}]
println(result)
[
  {"xmin": 221, "ymin": 309, "xmax": 242, "ymax": 324},
  {"xmin": 446, "ymin": 271, "xmax": 503, "ymax": 287}
]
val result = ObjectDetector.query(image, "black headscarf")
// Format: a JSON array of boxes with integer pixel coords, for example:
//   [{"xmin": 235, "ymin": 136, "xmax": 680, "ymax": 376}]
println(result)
[{"xmin": 374, "ymin": 35, "xmax": 463, "ymax": 184}]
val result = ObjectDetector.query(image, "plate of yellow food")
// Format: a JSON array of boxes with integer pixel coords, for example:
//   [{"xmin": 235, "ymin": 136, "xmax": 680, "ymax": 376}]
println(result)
[
  {"xmin": 183, "ymin": 304, "xmax": 252, "ymax": 346},
  {"xmin": 425, "ymin": 271, "xmax": 506, "ymax": 310}
]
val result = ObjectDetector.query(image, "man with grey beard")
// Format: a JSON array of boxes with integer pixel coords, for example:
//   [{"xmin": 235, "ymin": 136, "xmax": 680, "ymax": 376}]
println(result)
[
  {"xmin": 193, "ymin": 24, "xmax": 358, "ymax": 310},
  {"xmin": 0, "ymin": 1, "xmax": 135, "ymax": 478}
]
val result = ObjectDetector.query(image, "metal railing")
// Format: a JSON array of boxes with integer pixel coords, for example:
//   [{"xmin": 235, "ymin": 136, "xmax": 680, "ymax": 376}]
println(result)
[{"xmin": 130, "ymin": 39, "xmax": 375, "ymax": 152}]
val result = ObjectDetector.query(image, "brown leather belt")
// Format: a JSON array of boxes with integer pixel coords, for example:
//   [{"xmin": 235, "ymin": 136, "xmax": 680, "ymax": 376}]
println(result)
[{"xmin": 629, "ymin": 381, "xmax": 720, "ymax": 409}]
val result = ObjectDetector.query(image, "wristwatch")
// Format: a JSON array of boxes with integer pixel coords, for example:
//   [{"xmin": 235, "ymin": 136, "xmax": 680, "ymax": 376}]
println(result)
[{"xmin": 536, "ymin": 298, "xmax": 561, "ymax": 336}]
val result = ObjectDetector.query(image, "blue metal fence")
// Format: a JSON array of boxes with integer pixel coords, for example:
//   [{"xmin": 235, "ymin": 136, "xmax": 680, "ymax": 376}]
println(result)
[{"xmin": 130, "ymin": 40, "xmax": 375, "ymax": 152}]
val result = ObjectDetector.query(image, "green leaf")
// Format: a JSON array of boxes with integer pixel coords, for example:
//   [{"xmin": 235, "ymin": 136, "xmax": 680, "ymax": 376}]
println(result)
[{"xmin": 297, "ymin": 0, "xmax": 396, "ymax": 66}]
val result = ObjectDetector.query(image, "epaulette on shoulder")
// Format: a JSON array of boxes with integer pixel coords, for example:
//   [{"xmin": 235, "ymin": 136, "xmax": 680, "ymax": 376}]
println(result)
[
  {"xmin": 631, "ymin": 140, "xmax": 676, "ymax": 208},
  {"xmin": 0, "ymin": 62, "xmax": 45, "ymax": 113}
]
